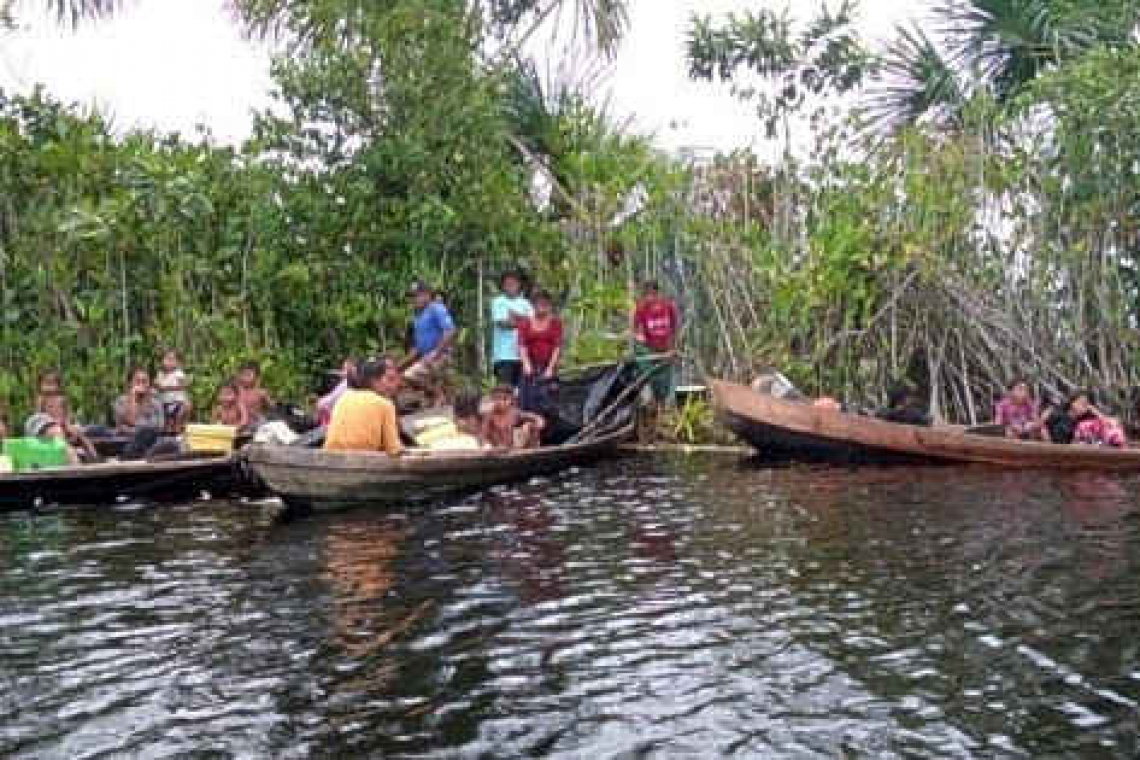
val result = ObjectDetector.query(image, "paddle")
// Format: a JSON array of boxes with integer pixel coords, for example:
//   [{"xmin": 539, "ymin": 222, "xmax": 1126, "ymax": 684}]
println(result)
[{"xmin": 566, "ymin": 360, "xmax": 665, "ymax": 444}]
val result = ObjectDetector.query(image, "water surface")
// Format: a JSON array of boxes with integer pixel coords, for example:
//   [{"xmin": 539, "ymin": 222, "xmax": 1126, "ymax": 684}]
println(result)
[{"xmin": 2, "ymin": 456, "xmax": 1138, "ymax": 758}]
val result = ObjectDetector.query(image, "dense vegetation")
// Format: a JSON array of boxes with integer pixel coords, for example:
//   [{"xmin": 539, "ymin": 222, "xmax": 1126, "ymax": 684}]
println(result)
[
  {"xmin": 0, "ymin": 0, "xmax": 648, "ymax": 424},
  {"xmin": 682, "ymin": 0, "xmax": 1140, "ymax": 420},
  {"xmin": 4, "ymin": 0, "xmax": 1140, "ymax": 427}
]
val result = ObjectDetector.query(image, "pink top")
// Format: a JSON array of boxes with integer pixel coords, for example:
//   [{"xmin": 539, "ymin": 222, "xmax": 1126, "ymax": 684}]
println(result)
[
  {"xmin": 1075, "ymin": 417, "xmax": 1126, "ymax": 447},
  {"xmin": 995, "ymin": 396, "xmax": 1039, "ymax": 431},
  {"xmin": 317, "ymin": 378, "xmax": 349, "ymax": 426}
]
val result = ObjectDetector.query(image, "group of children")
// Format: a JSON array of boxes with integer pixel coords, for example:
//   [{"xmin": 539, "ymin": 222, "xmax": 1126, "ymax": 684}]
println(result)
[
  {"xmin": 994, "ymin": 380, "xmax": 1127, "ymax": 447},
  {"xmin": 0, "ymin": 351, "xmax": 276, "ymax": 463},
  {"xmin": 453, "ymin": 384, "xmax": 545, "ymax": 449}
]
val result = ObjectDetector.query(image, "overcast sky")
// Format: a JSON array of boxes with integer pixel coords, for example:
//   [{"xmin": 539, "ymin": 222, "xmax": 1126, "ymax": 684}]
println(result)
[{"xmin": 0, "ymin": 1, "xmax": 922, "ymax": 152}]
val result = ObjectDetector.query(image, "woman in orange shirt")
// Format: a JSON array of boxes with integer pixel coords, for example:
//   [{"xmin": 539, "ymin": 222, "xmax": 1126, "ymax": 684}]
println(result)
[{"xmin": 324, "ymin": 357, "xmax": 404, "ymax": 455}]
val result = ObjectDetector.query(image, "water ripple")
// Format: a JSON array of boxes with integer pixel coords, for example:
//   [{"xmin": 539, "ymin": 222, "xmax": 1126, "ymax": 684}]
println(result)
[{"xmin": 2, "ymin": 459, "xmax": 1140, "ymax": 757}]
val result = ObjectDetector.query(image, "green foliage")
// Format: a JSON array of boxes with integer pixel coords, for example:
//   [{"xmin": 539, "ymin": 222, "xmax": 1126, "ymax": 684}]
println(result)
[
  {"xmin": 688, "ymin": 0, "xmax": 1140, "ymax": 135},
  {"xmin": 0, "ymin": 0, "xmax": 644, "ymax": 427},
  {"xmin": 16, "ymin": 0, "xmax": 1140, "ymax": 436},
  {"xmin": 667, "ymin": 397, "xmax": 714, "ymax": 444},
  {"xmin": 686, "ymin": 1, "xmax": 873, "ymax": 137},
  {"xmin": 0, "ymin": 88, "xmax": 311, "ymax": 421}
]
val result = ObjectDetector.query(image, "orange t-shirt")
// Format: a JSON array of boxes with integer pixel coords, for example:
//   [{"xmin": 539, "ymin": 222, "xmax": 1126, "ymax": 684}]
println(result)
[{"xmin": 324, "ymin": 390, "xmax": 403, "ymax": 455}]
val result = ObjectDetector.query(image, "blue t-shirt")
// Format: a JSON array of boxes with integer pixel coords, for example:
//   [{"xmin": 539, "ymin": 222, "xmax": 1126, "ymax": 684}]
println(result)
[
  {"xmin": 490, "ymin": 294, "xmax": 533, "ymax": 363},
  {"xmin": 413, "ymin": 301, "xmax": 456, "ymax": 356}
]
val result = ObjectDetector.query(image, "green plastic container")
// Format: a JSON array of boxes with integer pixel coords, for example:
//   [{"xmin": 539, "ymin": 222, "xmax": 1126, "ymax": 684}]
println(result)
[{"xmin": 2, "ymin": 437, "xmax": 70, "ymax": 471}]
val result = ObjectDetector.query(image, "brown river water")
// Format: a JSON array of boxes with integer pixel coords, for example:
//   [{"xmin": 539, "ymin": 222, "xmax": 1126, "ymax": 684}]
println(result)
[{"xmin": 2, "ymin": 454, "xmax": 1139, "ymax": 758}]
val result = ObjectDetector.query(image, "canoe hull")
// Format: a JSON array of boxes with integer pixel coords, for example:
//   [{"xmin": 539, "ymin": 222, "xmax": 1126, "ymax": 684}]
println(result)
[
  {"xmin": 712, "ymin": 379, "xmax": 1140, "ymax": 470},
  {"xmin": 720, "ymin": 405, "xmax": 932, "ymax": 465},
  {"xmin": 0, "ymin": 455, "xmax": 247, "ymax": 510},
  {"xmin": 244, "ymin": 426, "xmax": 630, "ymax": 511}
]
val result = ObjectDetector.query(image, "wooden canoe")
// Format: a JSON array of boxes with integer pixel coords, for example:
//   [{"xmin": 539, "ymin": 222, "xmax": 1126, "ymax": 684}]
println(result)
[
  {"xmin": 0, "ymin": 453, "xmax": 248, "ymax": 510},
  {"xmin": 711, "ymin": 378, "xmax": 1140, "ymax": 470},
  {"xmin": 244, "ymin": 360, "xmax": 650, "ymax": 510},
  {"xmin": 243, "ymin": 423, "xmax": 631, "ymax": 511}
]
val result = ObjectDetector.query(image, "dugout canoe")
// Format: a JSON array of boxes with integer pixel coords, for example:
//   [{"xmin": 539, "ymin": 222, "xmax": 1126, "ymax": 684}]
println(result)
[
  {"xmin": 244, "ymin": 424, "xmax": 632, "ymax": 511},
  {"xmin": 245, "ymin": 360, "xmax": 647, "ymax": 510},
  {"xmin": 711, "ymin": 378, "xmax": 1140, "ymax": 470},
  {"xmin": 0, "ymin": 453, "xmax": 248, "ymax": 510}
]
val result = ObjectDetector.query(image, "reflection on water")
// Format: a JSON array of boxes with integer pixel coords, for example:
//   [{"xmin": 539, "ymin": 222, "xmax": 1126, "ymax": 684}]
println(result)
[{"xmin": 2, "ymin": 457, "xmax": 1139, "ymax": 758}]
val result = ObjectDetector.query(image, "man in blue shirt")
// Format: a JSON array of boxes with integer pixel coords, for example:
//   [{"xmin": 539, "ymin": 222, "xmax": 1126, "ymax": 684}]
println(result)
[
  {"xmin": 490, "ymin": 269, "xmax": 533, "ymax": 387},
  {"xmin": 403, "ymin": 283, "xmax": 456, "ymax": 406}
]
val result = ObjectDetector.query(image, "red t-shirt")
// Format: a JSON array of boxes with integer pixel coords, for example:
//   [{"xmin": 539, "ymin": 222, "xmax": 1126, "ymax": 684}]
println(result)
[
  {"xmin": 633, "ymin": 297, "xmax": 680, "ymax": 352},
  {"xmin": 519, "ymin": 317, "xmax": 563, "ymax": 370}
]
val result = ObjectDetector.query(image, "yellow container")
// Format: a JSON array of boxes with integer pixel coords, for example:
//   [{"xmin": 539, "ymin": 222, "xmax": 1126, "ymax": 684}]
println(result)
[{"xmin": 185, "ymin": 424, "xmax": 238, "ymax": 453}]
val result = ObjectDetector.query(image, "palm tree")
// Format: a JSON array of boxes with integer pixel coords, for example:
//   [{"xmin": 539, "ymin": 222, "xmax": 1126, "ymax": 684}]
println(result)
[
  {"xmin": 28, "ymin": 0, "xmax": 628, "ymax": 57},
  {"xmin": 37, "ymin": 0, "xmax": 123, "ymax": 26},
  {"xmin": 864, "ymin": 25, "xmax": 965, "ymax": 134},
  {"xmin": 869, "ymin": 0, "xmax": 1140, "ymax": 131},
  {"xmin": 497, "ymin": 0, "xmax": 628, "ymax": 60},
  {"xmin": 229, "ymin": 0, "xmax": 627, "ymax": 59}
]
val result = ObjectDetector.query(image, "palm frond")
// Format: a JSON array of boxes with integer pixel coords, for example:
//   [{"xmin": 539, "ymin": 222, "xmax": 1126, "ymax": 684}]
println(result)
[
  {"xmin": 934, "ymin": 0, "xmax": 1132, "ymax": 101},
  {"xmin": 561, "ymin": 0, "xmax": 627, "ymax": 60},
  {"xmin": 509, "ymin": 0, "xmax": 628, "ymax": 60},
  {"xmin": 864, "ymin": 23, "xmax": 966, "ymax": 134},
  {"xmin": 798, "ymin": 0, "xmax": 859, "ymax": 50},
  {"xmin": 39, "ymin": 0, "xmax": 124, "ymax": 27}
]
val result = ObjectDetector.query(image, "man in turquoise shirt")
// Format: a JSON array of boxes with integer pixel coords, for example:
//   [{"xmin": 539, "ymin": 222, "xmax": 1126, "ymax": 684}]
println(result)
[{"xmin": 490, "ymin": 270, "xmax": 533, "ymax": 387}]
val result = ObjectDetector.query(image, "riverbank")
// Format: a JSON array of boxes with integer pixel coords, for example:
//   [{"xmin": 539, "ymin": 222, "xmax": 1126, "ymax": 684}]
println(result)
[{"xmin": 619, "ymin": 443, "xmax": 751, "ymax": 455}]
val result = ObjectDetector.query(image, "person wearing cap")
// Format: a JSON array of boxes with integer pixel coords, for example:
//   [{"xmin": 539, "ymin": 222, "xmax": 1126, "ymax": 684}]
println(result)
[
  {"xmin": 490, "ymin": 269, "xmax": 533, "ymax": 388},
  {"xmin": 24, "ymin": 412, "xmax": 80, "ymax": 465},
  {"xmin": 402, "ymin": 283, "xmax": 456, "ymax": 406},
  {"xmin": 324, "ymin": 357, "xmax": 404, "ymax": 455}
]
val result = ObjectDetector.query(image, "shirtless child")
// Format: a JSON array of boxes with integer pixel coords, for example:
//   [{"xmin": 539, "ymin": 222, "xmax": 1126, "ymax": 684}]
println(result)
[
  {"xmin": 480, "ymin": 385, "xmax": 544, "ymax": 449},
  {"xmin": 236, "ymin": 361, "xmax": 272, "ymax": 427},
  {"xmin": 212, "ymin": 381, "xmax": 250, "ymax": 429}
]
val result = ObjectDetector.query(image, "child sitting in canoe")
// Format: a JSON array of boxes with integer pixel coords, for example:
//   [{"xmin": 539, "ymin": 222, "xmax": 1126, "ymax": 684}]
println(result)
[
  {"xmin": 34, "ymin": 370, "xmax": 63, "ymax": 414},
  {"xmin": 156, "ymin": 349, "xmax": 192, "ymax": 434},
  {"xmin": 1065, "ymin": 391, "xmax": 1126, "ymax": 447},
  {"xmin": 24, "ymin": 412, "xmax": 80, "ymax": 465},
  {"xmin": 1042, "ymin": 391, "xmax": 1125, "ymax": 446},
  {"xmin": 994, "ymin": 379, "xmax": 1042, "ymax": 439},
  {"xmin": 213, "ymin": 380, "xmax": 250, "ymax": 429},
  {"xmin": 876, "ymin": 382, "xmax": 931, "ymax": 426},
  {"xmin": 39, "ymin": 393, "xmax": 98, "ymax": 462},
  {"xmin": 236, "ymin": 361, "xmax": 272, "ymax": 428},
  {"xmin": 481, "ymin": 385, "xmax": 544, "ymax": 449},
  {"xmin": 453, "ymin": 389, "xmax": 484, "ymax": 440}
]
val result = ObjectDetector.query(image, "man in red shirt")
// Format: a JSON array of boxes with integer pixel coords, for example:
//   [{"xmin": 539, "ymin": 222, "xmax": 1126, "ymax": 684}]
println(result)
[{"xmin": 631, "ymin": 280, "xmax": 680, "ymax": 405}]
